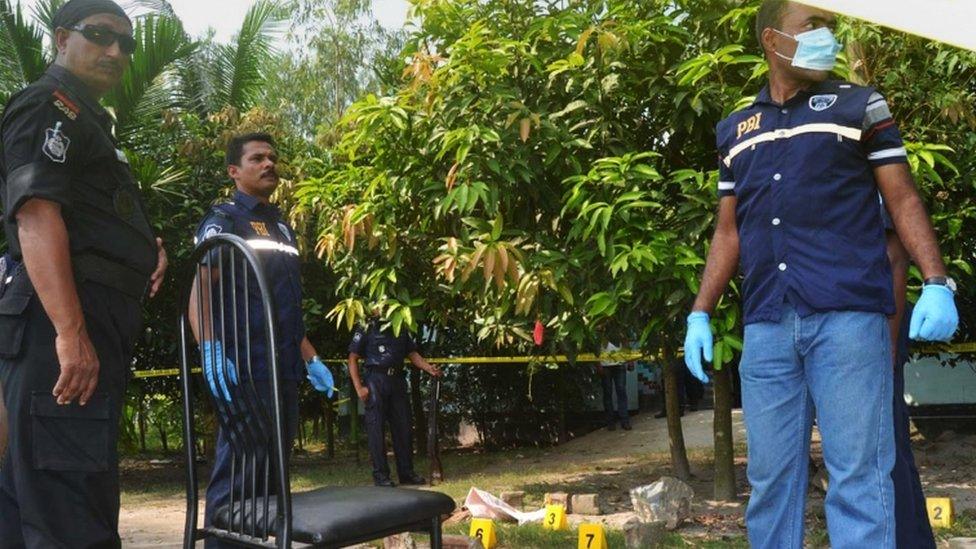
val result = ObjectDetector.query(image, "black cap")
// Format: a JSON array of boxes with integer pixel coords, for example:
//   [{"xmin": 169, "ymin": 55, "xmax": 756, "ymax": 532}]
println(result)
[{"xmin": 51, "ymin": 0, "xmax": 131, "ymax": 30}]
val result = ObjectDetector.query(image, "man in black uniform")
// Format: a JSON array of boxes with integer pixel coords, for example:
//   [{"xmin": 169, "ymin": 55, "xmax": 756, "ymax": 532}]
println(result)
[
  {"xmin": 0, "ymin": 1, "xmax": 168, "ymax": 546},
  {"xmin": 348, "ymin": 317, "xmax": 441, "ymax": 486}
]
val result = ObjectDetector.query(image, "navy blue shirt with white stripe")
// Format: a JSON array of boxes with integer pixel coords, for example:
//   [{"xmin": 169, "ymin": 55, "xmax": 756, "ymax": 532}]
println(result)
[
  {"xmin": 195, "ymin": 190, "xmax": 306, "ymax": 380},
  {"xmin": 716, "ymin": 81, "xmax": 907, "ymax": 324}
]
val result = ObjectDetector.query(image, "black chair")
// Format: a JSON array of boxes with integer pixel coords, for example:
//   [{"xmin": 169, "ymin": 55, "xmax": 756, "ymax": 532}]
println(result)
[{"xmin": 179, "ymin": 234, "xmax": 455, "ymax": 548}]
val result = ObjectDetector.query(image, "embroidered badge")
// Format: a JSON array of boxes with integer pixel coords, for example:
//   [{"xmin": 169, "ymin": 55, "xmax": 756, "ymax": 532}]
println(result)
[
  {"xmin": 278, "ymin": 223, "xmax": 292, "ymax": 242},
  {"xmin": 736, "ymin": 112, "xmax": 763, "ymax": 139},
  {"xmin": 203, "ymin": 224, "xmax": 223, "ymax": 239},
  {"xmin": 42, "ymin": 122, "xmax": 70, "ymax": 163},
  {"xmin": 52, "ymin": 90, "xmax": 79, "ymax": 120},
  {"xmin": 250, "ymin": 222, "xmax": 270, "ymax": 236},
  {"xmin": 378, "ymin": 345, "xmax": 386, "ymax": 354},
  {"xmin": 809, "ymin": 94, "xmax": 838, "ymax": 112},
  {"xmin": 352, "ymin": 332, "xmax": 363, "ymax": 343}
]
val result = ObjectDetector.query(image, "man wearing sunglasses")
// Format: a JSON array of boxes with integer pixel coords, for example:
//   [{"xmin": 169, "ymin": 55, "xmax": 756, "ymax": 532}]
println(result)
[{"xmin": 0, "ymin": 0, "xmax": 168, "ymax": 547}]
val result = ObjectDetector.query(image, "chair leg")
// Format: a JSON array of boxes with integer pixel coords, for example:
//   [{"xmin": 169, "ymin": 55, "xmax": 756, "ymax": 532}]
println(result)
[{"xmin": 430, "ymin": 517, "xmax": 443, "ymax": 549}]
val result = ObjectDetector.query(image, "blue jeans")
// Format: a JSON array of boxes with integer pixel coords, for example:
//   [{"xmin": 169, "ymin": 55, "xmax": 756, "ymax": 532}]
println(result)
[{"xmin": 740, "ymin": 305, "xmax": 895, "ymax": 549}]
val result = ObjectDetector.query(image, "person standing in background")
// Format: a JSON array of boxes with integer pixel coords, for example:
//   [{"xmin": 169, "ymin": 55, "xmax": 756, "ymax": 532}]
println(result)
[
  {"xmin": 348, "ymin": 316, "xmax": 442, "ymax": 487},
  {"xmin": 598, "ymin": 341, "xmax": 632, "ymax": 431}
]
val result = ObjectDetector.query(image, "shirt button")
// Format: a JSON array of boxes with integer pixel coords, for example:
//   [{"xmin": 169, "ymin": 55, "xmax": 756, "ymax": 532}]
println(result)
[
  {"xmin": 772, "ymin": 218, "xmax": 781, "ymax": 226},
  {"xmin": 773, "ymin": 173, "xmax": 782, "ymax": 181},
  {"xmin": 778, "ymin": 263, "xmax": 788, "ymax": 272},
  {"xmin": 781, "ymin": 109, "xmax": 788, "ymax": 114}
]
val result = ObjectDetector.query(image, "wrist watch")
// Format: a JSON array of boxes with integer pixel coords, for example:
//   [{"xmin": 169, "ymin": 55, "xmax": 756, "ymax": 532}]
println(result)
[{"xmin": 924, "ymin": 276, "xmax": 957, "ymax": 293}]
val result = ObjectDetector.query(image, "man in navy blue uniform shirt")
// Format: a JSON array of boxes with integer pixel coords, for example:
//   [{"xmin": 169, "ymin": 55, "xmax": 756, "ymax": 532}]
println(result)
[
  {"xmin": 188, "ymin": 133, "xmax": 335, "ymax": 547},
  {"xmin": 348, "ymin": 316, "xmax": 441, "ymax": 487},
  {"xmin": 683, "ymin": 2, "xmax": 958, "ymax": 547}
]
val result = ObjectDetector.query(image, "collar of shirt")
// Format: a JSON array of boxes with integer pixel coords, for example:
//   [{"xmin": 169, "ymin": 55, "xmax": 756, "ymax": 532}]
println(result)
[
  {"xmin": 45, "ymin": 64, "xmax": 114, "ymax": 133},
  {"xmin": 233, "ymin": 189, "xmax": 281, "ymax": 218},
  {"xmin": 751, "ymin": 81, "xmax": 829, "ymax": 109}
]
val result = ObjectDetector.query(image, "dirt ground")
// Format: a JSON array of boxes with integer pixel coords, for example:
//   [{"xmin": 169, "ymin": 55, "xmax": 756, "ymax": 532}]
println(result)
[{"xmin": 118, "ymin": 410, "xmax": 976, "ymax": 547}]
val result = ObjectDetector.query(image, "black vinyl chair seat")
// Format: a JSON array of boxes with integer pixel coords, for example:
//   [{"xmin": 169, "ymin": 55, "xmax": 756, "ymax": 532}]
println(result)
[{"xmin": 213, "ymin": 486, "xmax": 456, "ymax": 546}]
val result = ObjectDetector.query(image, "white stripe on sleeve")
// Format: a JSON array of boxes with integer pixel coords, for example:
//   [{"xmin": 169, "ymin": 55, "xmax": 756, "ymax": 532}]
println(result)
[{"xmin": 867, "ymin": 147, "xmax": 908, "ymax": 161}]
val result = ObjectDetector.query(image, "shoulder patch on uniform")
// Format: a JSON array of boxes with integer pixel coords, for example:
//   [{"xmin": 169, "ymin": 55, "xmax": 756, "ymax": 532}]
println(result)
[
  {"xmin": 51, "ymin": 90, "xmax": 79, "ymax": 120},
  {"xmin": 809, "ymin": 94, "xmax": 838, "ymax": 112},
  {"xmin": 203, "ymin": 224, "xmax": 223, "ymax": 239},
  {"xmin": 277, "ymin": 223, "xmax": 292, "ymax": 242},
  {"xmin": 42, "ymin": 122, "xmax": 70, "ymax": 163}
]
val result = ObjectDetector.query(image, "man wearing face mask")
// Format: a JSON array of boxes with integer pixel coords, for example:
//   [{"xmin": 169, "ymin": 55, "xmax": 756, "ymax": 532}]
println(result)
[
  {"xmin": 0, "ymin": 0, "xmax": 169, "ymax": 546},
  {"xmin": 682, "ymin": 1, "xmax": 958, "ymax": 547}
]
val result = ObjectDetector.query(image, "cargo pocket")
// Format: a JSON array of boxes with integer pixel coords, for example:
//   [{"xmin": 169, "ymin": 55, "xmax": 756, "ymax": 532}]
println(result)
[
  {"xmin": 0, "ymin": 292, "xmax": 31, "ymax": 359},
  {"xmin": 31, "ymin": 392, "xmax": 111, "ymax": 472}
]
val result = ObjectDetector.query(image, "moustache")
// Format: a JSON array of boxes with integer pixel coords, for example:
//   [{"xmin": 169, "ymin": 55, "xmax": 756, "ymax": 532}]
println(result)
[{"xmin": 97, "ymin": 61, "xmax": 123, "ymax": 73}]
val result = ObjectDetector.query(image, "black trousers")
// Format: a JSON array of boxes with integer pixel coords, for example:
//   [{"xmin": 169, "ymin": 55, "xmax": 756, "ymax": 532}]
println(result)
[
  {"xmin": 600, "ymin": 366, "xmax": 629, "ymax": 426},
  {"xmin": 204, "ymin": 380, "xmax": 299, "ymax": 549},
  {"xmin": 363, "ymin": 370, "xmax": 415, "ymax": 482},
  {"xmin": 0, "ymin": 279, "xmax": 140, "ymax": 549}
]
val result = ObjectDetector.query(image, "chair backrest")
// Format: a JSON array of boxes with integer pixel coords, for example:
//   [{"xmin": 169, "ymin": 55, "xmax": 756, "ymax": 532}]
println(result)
[{"xmin": 179, "ymin": 233, "xmax": 293, "ymax": 548}]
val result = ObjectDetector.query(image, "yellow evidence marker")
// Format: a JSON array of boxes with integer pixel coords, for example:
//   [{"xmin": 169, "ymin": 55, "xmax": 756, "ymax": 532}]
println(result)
[
  {"xmin": 469, "ymin": 518, "xmax": 497, "ymax": 548},
  {"xmin": 926, "ymin": 497, "xmax": 954, "ymax": 528},
  {"xmin": 543, "ymin": 504, "xmax": 568, "ymax": 531},
  {"xmin": 578, "ymin": 523, "xmax": 608, "ymax": 549}
]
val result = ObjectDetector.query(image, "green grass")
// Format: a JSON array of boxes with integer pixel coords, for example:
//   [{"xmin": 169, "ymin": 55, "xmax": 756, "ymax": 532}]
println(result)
[
  {"xmin": 444, "ymin": 522, "xmax": 626, "ymax": 548},
  {"xmin": 440, "ymin": 523, "xmax": 749, "ymax": 548},
  {"xmin": 935, "ymin": 509, "xmax": 976, "ymax": 539}
]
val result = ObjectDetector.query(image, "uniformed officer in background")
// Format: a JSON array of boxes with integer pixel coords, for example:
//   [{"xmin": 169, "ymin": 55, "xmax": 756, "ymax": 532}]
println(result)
[
  {"xmin": 0, "ymin": 1, "xmax": 169, "ymax": 546},
  {"xmin": 188, "ymin": 132, "xmax": 335, "ymax": 547},
  {"xmin": 349, "ymin": 315, "xmax": 441, "ymax": 487}
]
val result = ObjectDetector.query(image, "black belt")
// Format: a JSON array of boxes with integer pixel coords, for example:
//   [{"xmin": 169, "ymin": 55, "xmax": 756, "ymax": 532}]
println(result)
[
  {"xmin": 73, "ymin": 254, "xmax": 150, "ymax": 300},
  {"xmin": 365, "ymin": 365, "xmax": 403, "ymax": 376}
]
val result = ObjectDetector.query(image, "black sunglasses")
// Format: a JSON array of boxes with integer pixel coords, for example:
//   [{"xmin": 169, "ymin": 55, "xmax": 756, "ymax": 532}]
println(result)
[{"xmin": 69, "ymin": 25, "xmax": 137, "ymax": 55}]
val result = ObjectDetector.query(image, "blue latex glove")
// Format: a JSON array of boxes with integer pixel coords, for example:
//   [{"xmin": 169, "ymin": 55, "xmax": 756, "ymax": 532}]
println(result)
[
  {"xmin": 909, "ymin": 285, "xmax": 958, "ymax": 342},
  {"xmin": 202, "ymin": 340, "xmax": 237, "ymax": 401},
  {"xmin": 306, "ymin": 356, "xmax": 336, "ymax": 398},
  {"xmin": 684, "ymin": 312, "xmax": 713, "ymax": 384}
]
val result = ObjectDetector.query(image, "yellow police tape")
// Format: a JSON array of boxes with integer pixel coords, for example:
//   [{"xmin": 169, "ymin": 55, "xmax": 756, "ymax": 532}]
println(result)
[
  {"xmin": 129, "ymin": 345, "xmax": 973, "ymax": 380},
  {"xmin": 130, "ymin": 352, "xmax": 646, "ymax": 379}
]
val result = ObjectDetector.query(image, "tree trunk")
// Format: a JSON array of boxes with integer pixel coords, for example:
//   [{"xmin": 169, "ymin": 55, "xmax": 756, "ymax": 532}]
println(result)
[
  {"xmin": 557, "ymin": 370, "xmax": 569, "ymax": 445},
  {"xmin": 138, "ymin": 394, "xmax": 147, "ymax": 453},
  {"xmin": 410, "ymin": 368, "xmax": 427, "ymax": 452},
  {"xmin": 712, "ymin": 364, "xmax": 737, "ymax": 500},
  {"xmin": 158, "ymin": 423, "xmax": 168, "ymax": 453},
  {"xmin": 663, "ymin": 342, "xmax": 691, "ymax": 480}
]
